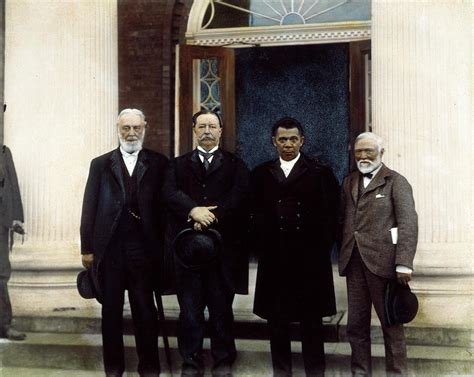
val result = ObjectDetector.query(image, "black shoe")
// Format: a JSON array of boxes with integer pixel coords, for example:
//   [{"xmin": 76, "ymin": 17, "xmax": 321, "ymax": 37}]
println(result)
[
  {"xmin": 0, "ymin": 327, "xmax": 26, "ymax": 341},
  {"xmin": 212, "ymin": 363, "xmax": 232, "ymax": 377}
]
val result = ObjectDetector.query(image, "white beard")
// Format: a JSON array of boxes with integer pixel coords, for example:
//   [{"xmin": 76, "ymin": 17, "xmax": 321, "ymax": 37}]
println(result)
[
  {"xmin": 118, "ymin": 132, "xmax": 144, "ymax": 153},
  {"xmin": 357, "ymin": 154, "xmax": 382, "ymax": 174}
]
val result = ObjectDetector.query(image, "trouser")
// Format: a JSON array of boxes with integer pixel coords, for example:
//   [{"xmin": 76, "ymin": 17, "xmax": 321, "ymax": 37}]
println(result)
[
  {"xmin": 346, "ymin": 248, "xmax": 407, "ymax": 376},
  {"xmin": 0, "ymin": 226, "xmax": 12, "ymax": 331},
  {"xmin": 176, "ymin": 263, "xmax": 236, "ymax": 373},
  {"xmin": 268, "ymin": 318, "xmax": 325, "ymax": 377},
  {"xmin": 101, "ymin": 241, "xmax": 160, "ymax": 376}
]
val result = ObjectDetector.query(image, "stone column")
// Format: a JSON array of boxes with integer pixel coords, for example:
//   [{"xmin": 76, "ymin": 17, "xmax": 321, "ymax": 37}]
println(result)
[
  {"xmin": 372, "ymin": 1, "xmax": 472, "ymax": 327},
  {"xmin": 4, "ymin": 0, "xmax": 118, "ymax": 311}
]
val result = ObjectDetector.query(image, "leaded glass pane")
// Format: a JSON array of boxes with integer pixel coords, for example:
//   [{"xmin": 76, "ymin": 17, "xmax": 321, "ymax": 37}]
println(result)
[
  {"xmin": 200, "ymin": 58, "xmax": 221, "ymax": 111},
  {"xmin": 205, "ymin": 0, "xmax": 371, "ymax": 29}
]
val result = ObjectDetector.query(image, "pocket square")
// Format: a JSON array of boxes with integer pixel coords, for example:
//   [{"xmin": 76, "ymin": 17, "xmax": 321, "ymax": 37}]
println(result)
[{"xmin": 376, "ymin": 194, "xmax": 385, "ymax": 198}]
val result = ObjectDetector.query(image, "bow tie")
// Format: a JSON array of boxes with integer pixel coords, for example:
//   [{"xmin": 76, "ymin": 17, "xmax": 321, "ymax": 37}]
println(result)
[
  {"xmin": 198, "ymin": 150, "xmax": 214, "ymax": 170},
  {"xmin": 362, "ymin": 172, "xmax": 373, "ymax": 179}
]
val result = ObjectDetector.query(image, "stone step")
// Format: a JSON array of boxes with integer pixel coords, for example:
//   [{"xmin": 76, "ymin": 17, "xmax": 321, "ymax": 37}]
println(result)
[
  {"xmin": 11, "ymin": 310, "xmax": 472, "ymax": 349},
  {"xmin": 0, "ymin": 333, "xmax": 472, "ymax": 376}
]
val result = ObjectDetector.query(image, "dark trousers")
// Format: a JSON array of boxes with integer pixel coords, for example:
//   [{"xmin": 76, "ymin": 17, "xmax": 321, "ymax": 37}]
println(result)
[
  {"xmin": 0, "ymin": 226, "xmax": 12, "ymax": 332},
  {"xmin": 346, "ymin": 248, "xmax": 407, "ymax": 376},
  {"xmin": 101, "ymin": 241, "xmax": 160, "ymax": 376},
  {"xmin": 268, "ymin": 318, "xmax": 325, "ymax": 377},
  {"xmin": 176, "ymin": 264, "xmax": 236, "ymax": 373}
]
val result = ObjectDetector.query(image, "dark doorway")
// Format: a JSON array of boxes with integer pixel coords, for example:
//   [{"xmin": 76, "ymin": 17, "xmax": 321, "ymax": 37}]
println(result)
[{"xmin": 235, "ymin": 43, "xmax": 350, "ymax": 183}]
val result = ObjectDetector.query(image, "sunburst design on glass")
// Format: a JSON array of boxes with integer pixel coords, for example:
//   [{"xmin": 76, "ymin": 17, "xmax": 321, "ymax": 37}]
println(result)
[
  {"xmin": 200, "ymin": 58, "xmax": 221, "ymax": 111},
  {"xmin": 211, "ymin": 0, "xmax": 350, "ymax": 26}
]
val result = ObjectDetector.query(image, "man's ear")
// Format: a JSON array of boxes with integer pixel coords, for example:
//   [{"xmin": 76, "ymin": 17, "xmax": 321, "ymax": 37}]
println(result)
[
  {"xmin": 380, "ymin": 147, "xmax": 385, "ymax": 157},
  {"xmin": 272, "ymin": 136, "xmax": 277, "ymax": 147},
  {"xmin": 300, "ymin": 136, "xmax": 305, "ymax": 145}
]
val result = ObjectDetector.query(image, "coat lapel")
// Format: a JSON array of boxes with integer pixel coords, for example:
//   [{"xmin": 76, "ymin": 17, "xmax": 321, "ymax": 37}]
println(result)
[
  {"xmin": 135, "ymin": 150, "xmax": 148, "ymax": 186},
  {"xmin": 206, "ymin": 149, "xmax": 224, "ymax": 177},
  {"xmin": 350, "ymin": 173, "xmax": 359, "ymax": 204},
  {"xmin": 109, "ymin": 149, "xmax": 125, "ymax": 199},
  {"xmin": 285, "ymin": 155, "xmax": 308, "ymax": 184},
  {"xmin": 363, "ymin": 164, "xmax": 391, "ymax": 195},
  {"xmin": 189, "ymin": 150, "xmax": 204, "ymax": 181},
  {"xmin": 268, "ymin": 159, "xmax": 286, "ymax": 184}
]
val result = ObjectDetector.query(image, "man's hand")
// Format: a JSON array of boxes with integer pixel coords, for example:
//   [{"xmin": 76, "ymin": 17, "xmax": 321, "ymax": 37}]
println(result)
[
  {"xmin": 396, "ymin": 271, "xmax": 411, "ymax": 285},
  {"xmin": 189, "ymin": 206, "xmax": 218, "ymax": 227},
  {"xmin": 193, "ymin": 222, "xmax": 203, "ymax": 231},
  {"xmin": 82, "ymin": 253, "xmax": 94, "ymax": 269}
]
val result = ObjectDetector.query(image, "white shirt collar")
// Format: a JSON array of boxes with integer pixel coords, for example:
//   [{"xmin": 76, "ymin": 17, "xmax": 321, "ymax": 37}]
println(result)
[
  {"xmin": 362, "ymin": 163, "xmax": 383, "ymax": 188},
  {"xmin": 197, "ymin": 146, "xmax": 218, "ymax": 154},
  {"xmin": 197, "ymin": 146, "xmax": 218, "ymax": 163},
  {"xmin": 120, "ymin": 146, "xmax": 140, "ymax": 158}
]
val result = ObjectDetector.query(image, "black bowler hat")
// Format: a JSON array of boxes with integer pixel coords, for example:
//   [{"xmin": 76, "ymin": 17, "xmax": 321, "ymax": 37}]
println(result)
[
  {"xmin": 173, "ymin": 228, "xmax": 222, "ymax": 270},
  {"xmin": 77, "ymin": 268, "xmax": 102, "ymax": 304},
  {"xmin": 384, "ymin": 279, "xmax": 418, "ymax": 327}
]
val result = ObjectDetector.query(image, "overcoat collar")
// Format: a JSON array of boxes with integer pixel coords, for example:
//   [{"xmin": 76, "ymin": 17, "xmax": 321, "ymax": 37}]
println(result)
[
  {"xmin": 189, "ymin": 148, "xmax": 224, "ymax": 180},
  {"xmin": 269, "ymin": 153, "xmax": 309, "ymax": 185},
  {"xmin": 350, "ymin": 163, "xmax": 392, "ymax": 203}
]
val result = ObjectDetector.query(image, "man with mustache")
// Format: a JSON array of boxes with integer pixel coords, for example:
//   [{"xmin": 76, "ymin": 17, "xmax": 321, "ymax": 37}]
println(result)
[
  {"xmin": 251, "ymin": 117, "xmax": 339, "ymax": 376},
  {"xmin": 80, "ymin": 109, "xmax": 168, "ymax": 377},
  {"xmin": 339, "ymin": 132, "xmax": 418, "ymax": 376},
  {"xmin": 162, "ymin": 109, "xmax": 249, "ymax": 377}
]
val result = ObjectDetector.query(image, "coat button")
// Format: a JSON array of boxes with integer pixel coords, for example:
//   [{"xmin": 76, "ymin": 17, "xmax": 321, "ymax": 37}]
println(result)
[
  {"xmin": 296, "ymin": 226, "xmax": 300, "ymax": 230},
  {"xmin": 297, "ymin": 202, "xmax": 301, "ymax": 206},
  {"xmin": 278, "ymin": 199, "xmax": 282, "ymax": 203},
  {"xmin": 280, "ymin": 215, "xmax": 284, "ymax": 219},
  {"xmin": 202, "ymin": 184, "xmax": 206, "ymax": 188},
  {"xmin": 296, "ymin": 213, "xmax": 301, "ymax": 218},
  {"xmin": 203, "ymin": 196, "xmax": 208, "ymax": 200}
]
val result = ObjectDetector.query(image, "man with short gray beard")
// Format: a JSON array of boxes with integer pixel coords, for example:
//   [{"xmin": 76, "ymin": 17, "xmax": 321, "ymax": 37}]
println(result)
[
  {"xmin": 80, "ymin": 109, "xmax": 168, "ymax": 377},
  {"xmin": 338, "ymin": 132, "xmax": 418, "ymax": 376}
]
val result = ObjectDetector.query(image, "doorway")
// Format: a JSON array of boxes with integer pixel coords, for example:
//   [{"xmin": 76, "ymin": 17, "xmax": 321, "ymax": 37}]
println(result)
[{"xmin": 235, "ymin": 43, "xmax": 349, "ymax": 182}]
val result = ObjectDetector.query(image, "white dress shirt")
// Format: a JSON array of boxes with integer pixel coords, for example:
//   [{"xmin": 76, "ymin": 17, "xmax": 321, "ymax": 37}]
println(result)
[
  {"xmin": 362, "ymin": 164, "xmax": 382, "ymax": 188},
  {"xmin": 120, "ymin": 147, "xmax": 140, "ymax": 176},
  {"xmin": 279, "ymin": 153, "xmax": 301, "ymax": 178}
]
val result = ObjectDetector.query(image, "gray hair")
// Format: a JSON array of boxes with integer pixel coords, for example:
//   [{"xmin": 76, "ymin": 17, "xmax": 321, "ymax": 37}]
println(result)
[
  {"xmin": 355, "ymin": 132, "xmax": 384, "ymax": 152},
  {"xmin": 116, "ymin": 108, "xmax": 147, "ymax": 125}
]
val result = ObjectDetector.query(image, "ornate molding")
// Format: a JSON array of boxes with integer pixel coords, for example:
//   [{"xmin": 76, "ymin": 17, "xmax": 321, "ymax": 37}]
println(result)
[{"xmin": 186, "ymin": 21, "xmax": 370, "ymax": 47}]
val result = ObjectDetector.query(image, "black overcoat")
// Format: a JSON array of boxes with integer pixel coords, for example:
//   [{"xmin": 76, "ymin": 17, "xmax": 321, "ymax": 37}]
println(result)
[
  {"xmin": 80, "ymin": 148, "xmax": 168, "ymax": 292},
  {"xmin": 0, "ymin": 146, "xmax": 24, "ymax": 228},
  {"xmin": 251, "ymin": 154, "xmax": 339, "ymax": 321},
  {"xmin": 162, "ymin": 149, "xmax": 250, "ymax": 295}
]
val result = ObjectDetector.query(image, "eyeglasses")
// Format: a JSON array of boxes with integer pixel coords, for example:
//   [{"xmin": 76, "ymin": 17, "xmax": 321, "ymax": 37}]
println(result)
[
  {"xmin": 120, "ymin": 125, "xmax": 145, "ymax": 133},
  {"xmin": 196, "ymin": 123, "xmax": 219, "ymax": 130},
  {"xmin": 354, "ymin": 148, "xmax": 377, "ymax": 157}
]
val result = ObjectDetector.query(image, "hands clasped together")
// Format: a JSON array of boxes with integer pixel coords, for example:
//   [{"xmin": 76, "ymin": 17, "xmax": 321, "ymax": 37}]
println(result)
[{"xmin": 189, "ymin": 206, "xmax": 218, "ymax": 231}]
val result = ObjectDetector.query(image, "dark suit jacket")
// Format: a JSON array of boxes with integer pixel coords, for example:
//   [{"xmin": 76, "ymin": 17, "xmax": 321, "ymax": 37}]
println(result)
[
  {"xmin": 251, "ymin": 154, "xmax": 339, "ymax": 321},
  {"xmin": 162, "ymin": 148, "xmax": 250, "ymax": 295},
  {"xmin": 0, "ymin": 146, "xmax": 24, "ymax": 228},
  {"xmin": 80, "ymin": 148, "xmax": 168, "ymax": 289},
  {"xmin": 339, "ymin": 164, "xmax": 418, "ymax": 278}
]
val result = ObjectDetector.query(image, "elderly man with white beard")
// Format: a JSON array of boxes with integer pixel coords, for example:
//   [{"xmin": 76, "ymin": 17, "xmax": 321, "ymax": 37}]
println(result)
[
  {"xmin": 338, "ymin": 132, "xmax": 418, "ymax": 376},
  {"xmin": 80, "ymin": 109, "xmax": 168, "ymax": 377}
]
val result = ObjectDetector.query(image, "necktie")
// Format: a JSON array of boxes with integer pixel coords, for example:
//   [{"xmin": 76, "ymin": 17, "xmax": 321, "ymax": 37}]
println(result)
[
  {"xmin": 198, "ymin": 150, "xmax": 214, "ymax": 170},
  {"xmin": 362, "ymin": 172, "xmax": 373, "ymax": 179}
]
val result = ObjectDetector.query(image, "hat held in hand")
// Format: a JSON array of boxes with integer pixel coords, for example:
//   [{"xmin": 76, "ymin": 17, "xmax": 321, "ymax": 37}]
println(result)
[
  {"xmin": 77, "ymin": 267, "xmax": 103, "ymax": 304},
  {"xmin": 384, "ymin": 279, "xmax": 418, "ymax": 327},
  {"xmin": 173, "ymin": 228, "xmax": 222, "ymax": 270}
]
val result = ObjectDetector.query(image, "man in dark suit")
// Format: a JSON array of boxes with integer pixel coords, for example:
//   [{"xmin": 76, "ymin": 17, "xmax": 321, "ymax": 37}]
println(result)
[
  {"xmin": 0, "ymin": 145, "xmax": 26, "ymax": 341},
  {"xmin": 162, "ymin": 109, "xmax": 249, "ymax": 377},
  {"xmin": 251, "ymin": 117, "xmax": 339, "ymax": 377},
  {"xmin": 80, "ymin": 108, "xmax": 168, "ymax": 377},
  {"xmin": 339, "ymin": 132, "xmax": 418, "ymax": 376}
]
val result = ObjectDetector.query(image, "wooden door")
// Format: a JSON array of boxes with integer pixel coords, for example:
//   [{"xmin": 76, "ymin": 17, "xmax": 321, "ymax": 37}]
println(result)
[
  {"xmin": 349, "ymin": 40, "xmax": 371, "ymax": 170},
  {"xmin": 176, "ymin": 45, "xmax": 235, "ymax": 156}
]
